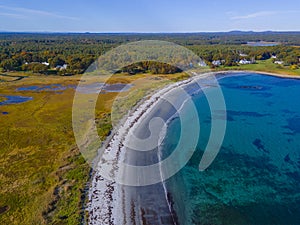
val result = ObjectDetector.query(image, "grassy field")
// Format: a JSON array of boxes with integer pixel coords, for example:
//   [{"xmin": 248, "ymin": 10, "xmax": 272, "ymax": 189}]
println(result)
[
  {"xmin": 0, "ymin": 75, "xmax": 90, "ymax": 224},
  {"xmin": 0, "ymin": 72, "xmax": 189, "ymax": 224},
  {"xmin": 216, "ymin": 59, "xmax": 300, "ymax": 76}
]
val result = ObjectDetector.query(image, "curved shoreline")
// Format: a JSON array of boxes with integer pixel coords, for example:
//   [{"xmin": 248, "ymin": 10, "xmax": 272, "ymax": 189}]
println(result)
[
  {"xmin": 87, "ymin": 70, "xmax": 297, "ymax": 225},
  {"xmin": 87, "ymin": 72, "xmax": 213, "ymax": 224},
  {"xmin": 220, "ymin": 69, "xmax": 300, "ymax": 79}
]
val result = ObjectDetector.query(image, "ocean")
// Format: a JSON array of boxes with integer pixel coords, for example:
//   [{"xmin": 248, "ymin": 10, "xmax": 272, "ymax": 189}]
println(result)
[{"xmin": 161, "ymin": 73, "xmax": 300, "ymax": 224}]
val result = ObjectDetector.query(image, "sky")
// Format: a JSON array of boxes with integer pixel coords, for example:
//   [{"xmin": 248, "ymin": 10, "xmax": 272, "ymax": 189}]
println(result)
[{"xmin": 1, "ymin": 0, "xmax": 300, "ymax": 32}]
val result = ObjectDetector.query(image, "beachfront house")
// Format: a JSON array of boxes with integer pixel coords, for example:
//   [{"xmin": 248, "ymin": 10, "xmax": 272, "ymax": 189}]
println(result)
[
  {"xmin": 239, "ymin": 59, "xmax": 252, "ymax": 64},
  {"xmin": 198, "ymin": 60, "xmax": 207, "ymax": 67},
  {"xmin": 274, "ymin": 61, "xmax": 284, "ymax": 65},
  {"xmin": 212, "ymin": 60, "xmax": 222, "ymax": 66}
]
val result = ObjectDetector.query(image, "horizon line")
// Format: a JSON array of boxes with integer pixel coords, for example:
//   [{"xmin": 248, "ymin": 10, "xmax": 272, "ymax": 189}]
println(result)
[{"xmin": 1, "ymin": 30, "xmax": 300, "ymax": 34}]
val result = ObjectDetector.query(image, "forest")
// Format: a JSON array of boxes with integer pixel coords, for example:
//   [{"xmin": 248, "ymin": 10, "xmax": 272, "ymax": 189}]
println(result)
[{"xmin": 1, "ymin": 31, "xmax": 300, "ymax": 75}]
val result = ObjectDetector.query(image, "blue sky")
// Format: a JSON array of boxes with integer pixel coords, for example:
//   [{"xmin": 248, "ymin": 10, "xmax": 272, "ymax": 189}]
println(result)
[{"xmin": 1, "ymin": 0, "xmax": 300, "ymax": 32}]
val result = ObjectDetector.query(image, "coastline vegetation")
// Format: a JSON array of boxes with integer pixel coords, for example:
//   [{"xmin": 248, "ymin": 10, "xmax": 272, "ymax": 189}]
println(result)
[
  {"xmin": 216, "ymin": 59, "xmax": 300, "ymax": 76},
  {"xmin": 0, "ymin": 72, "xmax": 189, "ymax": 224},
  {"xmin": 1, "ymin": 32, "xmax": 300, "ymax": 224},
  {"xmin": 1, "ymin": 32, "xmax": 300, "ymax": 76}
]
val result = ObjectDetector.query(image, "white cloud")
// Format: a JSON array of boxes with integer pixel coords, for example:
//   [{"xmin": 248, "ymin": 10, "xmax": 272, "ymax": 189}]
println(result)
[
  {"xmin": 0, "ymin": 12, "xmax": 25, "ymax": 19},
  {"xmin": 231, "ymin": 11, "xmax": 278, "ymax": 20},
  {"xmin": 231, "ymin": 10, "xmax": 300, "ymax": 20},
  {"xmin": 0, "ymin": 5, "xmax": 79, "ymax": 20}
]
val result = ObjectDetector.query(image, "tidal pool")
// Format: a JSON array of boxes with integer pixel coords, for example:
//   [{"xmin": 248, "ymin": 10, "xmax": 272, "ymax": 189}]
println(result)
[
  {"xmin": 0, "ymin": 95, "xmax": 33, "ymax": 106},
  {"xmin": 16, "ymin": 83, "xmax": 132, "ymax": 93}
]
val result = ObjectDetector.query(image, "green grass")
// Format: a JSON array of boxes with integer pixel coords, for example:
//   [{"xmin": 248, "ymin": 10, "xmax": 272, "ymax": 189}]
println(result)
[
  {"xmin": 217, "ymin": 59, "xmax": 300, "ymax": 76},
  {"xmin": 0, "ymin": 75, "xmax": 90, "ymax": 224},
  {"xmin": 0, "ymin": 96, "xmax": 6, "ymax": 102},
  {"xmin": 0, "ymin": 72, "xmax": 190, "ymax": 224}
]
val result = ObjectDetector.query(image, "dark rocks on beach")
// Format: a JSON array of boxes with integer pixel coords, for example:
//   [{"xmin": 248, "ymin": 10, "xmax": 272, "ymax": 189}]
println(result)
[{"xmin": 95, "ymin": 175, "xmax": 104, "ymax": 182}]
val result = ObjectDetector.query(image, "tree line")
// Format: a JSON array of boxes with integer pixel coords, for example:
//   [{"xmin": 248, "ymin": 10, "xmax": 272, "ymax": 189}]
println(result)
[{"xmin": 0, "ymin": 32, "xmax": 300, "ymax": 75}]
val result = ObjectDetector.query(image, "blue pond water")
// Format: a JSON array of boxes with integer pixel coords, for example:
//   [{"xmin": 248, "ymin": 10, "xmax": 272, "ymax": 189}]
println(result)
[
  {"xmin": 161, "ymin": 73, "xmax": 300, "ymax": 225},
  {"xmin": 246, "ymin": 41, "xmax": 279, "ymax": 47},
  {"xmin": 0, "ymin": 95, "xmax": 33, "ymax": 106},
  {"xmin": 17, "ymin": 83, "xmax": 132, "ymax": 93},
  {"xmin": 16, "ymin": 83, "xmax": 74, "ymax": 92},
  {"xmin": 76, "ymin": 83, "xmax": 133, "ymax": 94}
]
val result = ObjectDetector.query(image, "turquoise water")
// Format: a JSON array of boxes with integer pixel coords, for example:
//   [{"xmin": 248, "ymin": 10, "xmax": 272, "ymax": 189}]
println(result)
[{"xmin": 162, "ymin": 73, "xmax": 300, "ymax": 225}]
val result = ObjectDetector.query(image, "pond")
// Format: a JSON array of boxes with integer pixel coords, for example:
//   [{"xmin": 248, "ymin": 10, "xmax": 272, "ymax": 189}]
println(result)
[
  {"xmin": 0, "ymin": 95, "xmax": 33, "ymax": 106},
  {"xmin": 16, "ymin": 83, "xmax": 133, "ymax": 94},
  {"xmin": 246, "ymin": 41, "xmax": 280, "ymax": 46}
]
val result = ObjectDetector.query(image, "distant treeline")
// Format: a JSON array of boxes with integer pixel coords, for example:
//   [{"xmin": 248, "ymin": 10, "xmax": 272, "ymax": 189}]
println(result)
[{"xmin": 0, "ymin": 32, "xmax": 300, "ymax": 74}]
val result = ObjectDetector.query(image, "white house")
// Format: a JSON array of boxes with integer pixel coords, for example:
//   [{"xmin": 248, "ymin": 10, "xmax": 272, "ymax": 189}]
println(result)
[
  {"xmin": 56, "ymin": 64, "xmax": 68, "ymax": 70},
  {"xmin": 42, "ymin": 62, "xmax": 50, "ymax": 66},
  {"xmin": 239, "ymin": 59, "xmax": 252, "ymax": 64},
  {"xmin": 198, "ymin": 60, "xmax": 207, "ymax": 67},
  {"xmin": 212, "ymin": 60, "xmax": 222, "ymax": 66},
  {"xmin": 239, "ymin": 53, "xmax": 248, "ymax": 57},
  {"xmin": 274, "ymin": 61, "xmax": 283, "ymax": 65}
]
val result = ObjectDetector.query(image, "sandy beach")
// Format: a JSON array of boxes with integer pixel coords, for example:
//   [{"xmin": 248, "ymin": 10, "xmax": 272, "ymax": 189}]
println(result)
[
  {"xmin": 87, "ymin": 71, "xmax": 217, "ymax": 225},
  {"xmin": 86, "ymin": 70, "xmax": 299, "ymax": 225}
]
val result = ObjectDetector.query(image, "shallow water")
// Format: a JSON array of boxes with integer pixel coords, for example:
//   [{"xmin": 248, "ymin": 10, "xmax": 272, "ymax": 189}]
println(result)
[
  {"xmin": 16, "ymin": 83, "xmax": 132, "ymax": 93},
  {"xmin": 161, "ymin": 73, "xmax": 300, "ymax": 225},
  {"xmin": 246, "ymin": 42, "xmax": 279, "ymax": 47},
  {"xmin": 0, "ymin": 95, "xmax": 33, "ymax": 106},
  {"xmin": 16, "ymin": 83, "xmax": 71, "ymax": 92},
  {"xmin": 76, "ymin": 82, "xmax": 133, "ymax": 93}
]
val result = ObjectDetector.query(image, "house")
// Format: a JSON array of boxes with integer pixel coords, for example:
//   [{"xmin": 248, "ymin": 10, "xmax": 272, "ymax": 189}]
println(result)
[
  {"xmin": 239, "ymin": 59, "xmax": 252, "ymax": 64},
  {"xmin": 274, "ymin": 61, "xmax": 283, "ymax": 65},
  {"xmin": 198, "ymin": 60, "xmax": 207, "ymax": 67},
  {"xmin": 42, "ymin": 62, "xmax": 50, "ymax": 66},
  {"xmin": 212, "ymin": 60, "xmax": 222, "ymax": 66},
  {"xmin": 24, "ymin": 62, "xmax": 49, "ymax": 66},
  {"xmin": 239, "ymin": 53, "xmax": 248, "ymax": 57},
  {"xmin": 271, "ymin": 55, "xmax": 277, "ymax": 59},
  {"xmin": 56, "ymin": 64, "xmax": 68, "ymax": 70}
]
